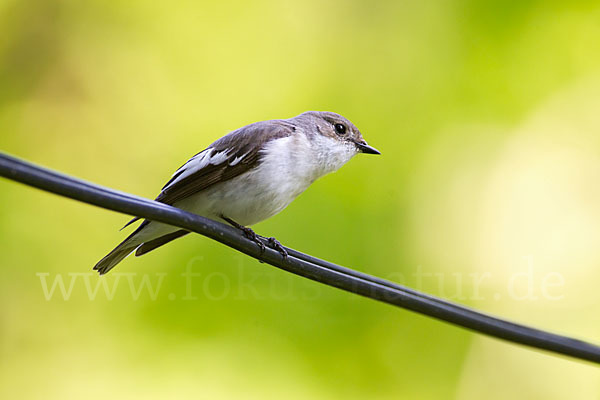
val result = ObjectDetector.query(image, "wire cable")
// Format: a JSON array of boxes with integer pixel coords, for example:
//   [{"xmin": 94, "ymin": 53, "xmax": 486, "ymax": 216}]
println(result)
[{"xmin": 1, "ymin": 151, "xmax": 599, "ymax": 364}]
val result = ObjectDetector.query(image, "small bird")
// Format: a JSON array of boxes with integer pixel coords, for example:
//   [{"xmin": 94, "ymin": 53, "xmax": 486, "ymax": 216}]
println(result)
[{"xmin": 94, "ymin": 111, "xmax": 380, "ymax": 274}]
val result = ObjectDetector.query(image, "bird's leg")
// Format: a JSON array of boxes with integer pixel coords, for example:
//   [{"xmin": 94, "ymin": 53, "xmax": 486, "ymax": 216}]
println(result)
[
  {"xmin": 221, "ymin": 215, "xmax": 265, "ymax": 253},
  {"xmin": 220, "ymin": 215, "xmax": 288, "ymax": 259}
]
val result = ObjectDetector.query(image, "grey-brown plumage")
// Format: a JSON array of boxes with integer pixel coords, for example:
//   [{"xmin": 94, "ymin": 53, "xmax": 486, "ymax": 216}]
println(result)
[
  {"xmin": 157, "ymin": 120, "xmax": 295, "ymax": 205},
  {"xmin": 94, "ymin": 111, "xmax": 379, "ymax": 274}
]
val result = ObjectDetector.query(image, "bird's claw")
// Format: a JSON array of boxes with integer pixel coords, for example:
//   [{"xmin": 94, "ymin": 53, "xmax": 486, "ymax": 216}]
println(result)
[
  {"xmin": 240, "ymin": 226, "xmax": 266, "ymax": 254},
  {"xmin": 266, "ymin": 237, "xmax": 288, "ymax": 259},
  {"xmin": 221, "ymin": 215, "xmax": 287, "ymax": 259}
]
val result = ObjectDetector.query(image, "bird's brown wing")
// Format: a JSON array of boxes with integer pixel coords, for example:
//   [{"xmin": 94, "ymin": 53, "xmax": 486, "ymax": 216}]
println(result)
[
  {"xmin": 122, "ymin": 120, "xmax": 295, "ymax": 230},
  {"xmin": 156, "ymin": 120, "xmax": 295, "ymax": 205}
]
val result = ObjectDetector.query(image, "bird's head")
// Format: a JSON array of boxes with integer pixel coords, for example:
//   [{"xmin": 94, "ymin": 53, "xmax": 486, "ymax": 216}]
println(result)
[{"xmin": 299, "ymin": 111, "xmax": 381, "ymax": 156}]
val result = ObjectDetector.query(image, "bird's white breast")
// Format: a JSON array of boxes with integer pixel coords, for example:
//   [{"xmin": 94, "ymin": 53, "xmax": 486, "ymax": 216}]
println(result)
[{"xmin": 178, "ymin": 133, "xmax": 358, "ymax": 226}]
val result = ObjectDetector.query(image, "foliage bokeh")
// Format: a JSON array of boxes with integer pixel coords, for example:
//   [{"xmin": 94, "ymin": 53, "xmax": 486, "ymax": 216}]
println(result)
[{"xmin": 1, "ymin": 0, "xmax": 600, "ymax": 398}]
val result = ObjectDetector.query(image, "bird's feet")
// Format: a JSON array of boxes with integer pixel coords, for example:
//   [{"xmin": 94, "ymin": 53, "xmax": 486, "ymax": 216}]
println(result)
[
  {"xmin": 221, "ymin": 215, "xmax": 288, "ymax": 259},
  {"xmin": 240, "ymin": 226, "xmax": 266, "ymax": 253},
  {"xmin": 265, "ymin": 236, "xmax": 288, "ymax": 259},
  {"xmin": 221, "ymin": 215, "xmax": 265, "ymax": 253}
]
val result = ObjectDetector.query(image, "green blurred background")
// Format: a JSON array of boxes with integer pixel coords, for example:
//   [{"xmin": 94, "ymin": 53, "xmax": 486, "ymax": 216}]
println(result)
[{"xmin": 2, "ymin": 0, "xmax": 600, "ymax": 398}]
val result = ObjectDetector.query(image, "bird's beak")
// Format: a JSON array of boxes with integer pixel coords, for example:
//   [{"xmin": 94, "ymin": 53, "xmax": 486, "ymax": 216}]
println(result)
[{"xmin": 354, "ymin": 140, "xmax": 381, "ymax": 155}]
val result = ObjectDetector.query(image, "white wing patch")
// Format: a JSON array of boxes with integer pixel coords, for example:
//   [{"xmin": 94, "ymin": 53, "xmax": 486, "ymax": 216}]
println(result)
[
  {"xmin": 164, "ymin": 148, "xmax": 232, "ymax": 191},
  {"xmin": 209, "ymin": 150, "xmax": 230, "ymax": 166},
  {"xmin": 229, "ymin": 151, "xmax": 249, "ymax": 166}
]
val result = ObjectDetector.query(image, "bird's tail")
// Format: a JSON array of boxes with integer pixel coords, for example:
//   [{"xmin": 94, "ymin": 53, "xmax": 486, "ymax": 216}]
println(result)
[
  {"xmin": 93, "ymin": 239, "xmax": 139, "ymax": 275},
  {"xmin": 93, "ymin": 223, "xmax": 147, "ymax": 275}
]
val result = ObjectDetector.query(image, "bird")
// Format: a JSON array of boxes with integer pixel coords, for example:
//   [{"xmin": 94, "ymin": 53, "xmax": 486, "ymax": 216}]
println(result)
[{"xmin": 94, "ymin": 111, "xmax": 380, "ymax": 274}]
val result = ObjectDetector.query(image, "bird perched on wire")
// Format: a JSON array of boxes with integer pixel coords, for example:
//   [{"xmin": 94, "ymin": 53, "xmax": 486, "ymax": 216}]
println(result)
[{"xmin": 94, "ymin": 111, "xmax": 380, "ymax": 274}]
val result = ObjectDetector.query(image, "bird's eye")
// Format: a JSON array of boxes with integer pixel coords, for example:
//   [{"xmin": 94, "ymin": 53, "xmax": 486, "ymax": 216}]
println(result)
[{"xmin": 334, "ymin": 123, "xmax": 346, "ymax": 135}]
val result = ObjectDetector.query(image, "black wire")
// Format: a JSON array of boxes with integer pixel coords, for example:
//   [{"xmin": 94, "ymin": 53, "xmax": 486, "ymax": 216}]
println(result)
[{"xmin": 1, "ymin": 151, "xmax": 599, "ymax": 364}]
